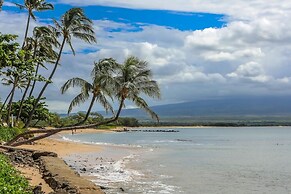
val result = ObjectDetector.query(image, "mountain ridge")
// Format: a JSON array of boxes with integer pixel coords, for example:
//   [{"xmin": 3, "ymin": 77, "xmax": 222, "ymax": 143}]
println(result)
[{"xmin": 117, "ymin": 96, "xmax": 291, "ymax": 118}]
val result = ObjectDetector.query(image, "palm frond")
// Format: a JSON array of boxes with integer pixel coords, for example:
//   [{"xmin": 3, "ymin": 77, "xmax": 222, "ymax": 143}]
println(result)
[
  {"xmin": 14, "ymin": 3, "xmax": 26, "ymax": 9},
  {"xmin": 66, "ymin": 37, "xmax": 75, "ymax": 55},
  {"xmin": 68, "ymin": 92, "xmax": 90, "ymax": 114},
  {"xmin": 72, "ymin": 32, "xmax": 96, "ymax": 43},
  {"xmin": 132, "ymin": 95, "xmax": 159, "ymax": 122},
  {"xmin": 36, "ymin": 2, "xmax": 54, "ymax": 11},
  {"xmin": 95, "ymin": 92, "xmax": 114, "ymax": 114},
  {"xmin": 29, "ymin": 10, "xmax": 36, "ymax": 20},
  {"xmin": 61, "ymin": 77, "xmax": 92, "ymax": 94}
]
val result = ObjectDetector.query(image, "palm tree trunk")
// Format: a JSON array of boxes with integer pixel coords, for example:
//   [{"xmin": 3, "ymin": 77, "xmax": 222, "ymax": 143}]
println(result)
[
  {"xmin": 0, "ymin": 88, "xmax": 13, "ymax": 115},
  {"xmin": 7, "ymin": 98, "xmax": 125, "ymax": 146},
  {"xmin": 6, "ymin": 77, "xmax": 18, "ymax": 126},
  {"xmin": 75, "ymin": 95, "xmax": 96, "ymax": 126},
  {"xmin": 16, "ymin": 79, "xmax": 31, "ymax": 122},
  {"xmin": 29, "ymin": 62, "xmax": 40, "ymax": 97},
  {"xmin": 24, "ymin": 37, "xmax": 66, "ymax": 128},
  {"xmin": 17, "ymin": 43, "xmax": 38, "ymax": 122},
  {"xmin": 22, "ymin": 10, "xmax": 31, "ymax": 48},
  {"xmin": 29, "ymin": 43, "xmax": 39, "ymax": 97}
]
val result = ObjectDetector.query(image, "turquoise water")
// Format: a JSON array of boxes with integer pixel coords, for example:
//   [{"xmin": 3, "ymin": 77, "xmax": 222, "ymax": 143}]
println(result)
[{"xmin": 63, "ymin": 127, "xmax": 291, "ymax": 194}]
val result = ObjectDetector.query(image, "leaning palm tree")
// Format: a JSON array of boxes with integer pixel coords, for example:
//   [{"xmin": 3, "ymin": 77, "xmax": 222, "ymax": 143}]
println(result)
[
  {"xmin": 15, "ymin": 0, "xmax": 54, "ymax": 48},
  {"xmin": 26, "ymin": 26, "xmax": 59, "ymax": 97},
  {"xmin": 24, "ymin": 8, "xmax": 96, "ymax": 128},
  {"xmin": 115, "ymin": 56, "xmax": 161, "ymax": 121},
  {"xmin": 16, "ymin": 26, "xmax": 59, "ymax": 123},
  {"xmin": 61, "ymin": 58, "xmax": 117, "ymax": 125}
]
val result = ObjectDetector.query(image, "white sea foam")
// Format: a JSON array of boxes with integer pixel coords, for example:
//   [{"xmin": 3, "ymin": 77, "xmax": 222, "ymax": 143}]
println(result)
[
  {"xmin": 61, "ymin": 136, "xmax": 142, "ymax": 148},
  {"xmin": 154, "ymin": 140, "xmax": 177, "ymax": 143},
  {"xmin": 90, "ymin": 154, "xmax": 144, "ymax": 185}
]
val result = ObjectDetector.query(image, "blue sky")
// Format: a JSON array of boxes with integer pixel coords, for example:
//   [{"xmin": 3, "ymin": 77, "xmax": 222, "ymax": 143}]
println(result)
[
  {"xmin": 1, "ymin": 0, "xmax": 291, "ymax": 113},
  {"xmin": 3, "ymin": 2, "xmax": 226, "ymax": 31}
]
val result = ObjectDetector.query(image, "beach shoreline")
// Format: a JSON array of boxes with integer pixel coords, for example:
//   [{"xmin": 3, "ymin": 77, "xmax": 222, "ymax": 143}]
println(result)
[
  {"xmin": 15, "ymin": 125, "xmax": 210, "ymax": 193},
  {"xmin": 16, "ymin": 127, "xmax": 137, "ymax": 193}
]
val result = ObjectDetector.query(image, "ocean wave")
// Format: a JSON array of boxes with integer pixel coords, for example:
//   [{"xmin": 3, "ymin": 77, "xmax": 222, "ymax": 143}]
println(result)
[
  {"xmin": 91, "ymin": 154, "xmax": 143, "ymax": 184},
  {"xmin": 61, "ymin": 136, "xmax": 142, "ymax": 148}
]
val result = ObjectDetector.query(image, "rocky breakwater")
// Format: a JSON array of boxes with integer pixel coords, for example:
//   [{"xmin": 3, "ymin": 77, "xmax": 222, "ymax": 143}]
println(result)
[{"xmin": 0, "ymin": 145, "xmax": 105, "ymax": 194}]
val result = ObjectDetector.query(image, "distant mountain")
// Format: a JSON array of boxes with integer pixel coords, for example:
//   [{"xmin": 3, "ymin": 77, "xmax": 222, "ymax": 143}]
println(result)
[{"xmin": 117, "ymin": 96, "xmax": 291, "ymax": 118}]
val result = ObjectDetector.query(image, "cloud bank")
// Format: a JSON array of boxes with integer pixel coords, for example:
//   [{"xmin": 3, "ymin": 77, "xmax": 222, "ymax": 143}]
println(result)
[{"xmin": 1, "ymin": 1, "xmax": 291, "ymax": 113}]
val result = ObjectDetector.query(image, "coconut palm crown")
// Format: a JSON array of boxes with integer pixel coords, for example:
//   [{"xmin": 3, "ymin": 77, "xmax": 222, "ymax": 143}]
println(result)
[
  {"xmin": 52, "ymin": 7, "xmax": 96, "ymax": 55},
  {"xmin": 15, "ymin": 0, "xmax": 54, "ymax": 47},
  {"xmin": 115, "ymin": 56, "xmax": 161, "ymax": 121}
]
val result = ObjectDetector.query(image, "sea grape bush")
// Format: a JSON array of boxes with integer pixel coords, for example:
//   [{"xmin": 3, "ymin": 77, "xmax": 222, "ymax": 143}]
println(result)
[
  {"xmin": 0, "ymin": 154, "xmax": 32, "ymax": 194},
  {"xmin": 0, "ymin": 127, "xmax": 27, "ymax": 142}
]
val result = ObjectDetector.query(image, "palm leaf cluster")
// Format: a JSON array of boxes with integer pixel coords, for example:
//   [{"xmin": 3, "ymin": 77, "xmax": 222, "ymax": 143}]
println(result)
[
  {"xmin": 115, "ymin": 56, "xmax": 161, "ymax": 121},
  {"xmin": 52, "ymin": 7, "xmax": 96, "ymax": 55},
  {"xmin": 15, "ymin": 0, "xmax": 54, "ymax": 47}
]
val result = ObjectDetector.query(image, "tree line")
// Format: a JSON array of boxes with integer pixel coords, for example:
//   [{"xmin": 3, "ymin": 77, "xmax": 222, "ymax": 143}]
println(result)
[{"xmin": 0, "ymin": 0, "xmax": 160, "ymax": 146}]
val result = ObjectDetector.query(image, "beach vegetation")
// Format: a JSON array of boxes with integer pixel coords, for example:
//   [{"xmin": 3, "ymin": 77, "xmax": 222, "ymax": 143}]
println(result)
[
  {"xmin": 117, "ymin": 117, "xmax": 140, "ymax": 127},
  {"xmin": 0, "ymin": 39, "xmax": 36, "ymax": 126},
  {"xmin": 12, "ymin": 97, "xmax": 51, "ymax": 127},
  {"xmin": 0, "ymin": 154, "xmax": 32, "ymax": 194},
  {"xmin": 0, "ymin": 127, "xmax": 27, "ymax": 142}
]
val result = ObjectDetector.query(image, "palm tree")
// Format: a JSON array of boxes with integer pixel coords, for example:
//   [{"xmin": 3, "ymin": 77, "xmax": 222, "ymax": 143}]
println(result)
[
  {"xmin": 1, "ymin": 73, "xmax": 27, "ymax": 125},
  {"xmin": 61, "ymin": 58, "xmax": 117, "ymax": 125},
  {"xmin": 24, "ymin": 26, "xmax": 59, "ymax": 97},
  {"xmin": 24, "ymin": 8, "xmax": 96, "ymax": 128},
  {"xmin": 15, "ymin": 0, "xmax": 54, "ymax": 48},
  {"xmin": 16, "ymin": 26, "xmax": 59, "ymax": 122},
  {"xmin": 115, "ymin": 56, "xmax": 161, "ymax": 121}
]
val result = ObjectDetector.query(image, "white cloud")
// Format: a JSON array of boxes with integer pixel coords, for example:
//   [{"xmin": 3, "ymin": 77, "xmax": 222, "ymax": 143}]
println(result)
[{"xmin": 2, "ymin": 1, "xmax": 291, "ymax": 112}]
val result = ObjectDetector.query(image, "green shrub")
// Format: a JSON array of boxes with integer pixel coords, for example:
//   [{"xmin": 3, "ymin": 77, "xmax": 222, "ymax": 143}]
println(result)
[
  {"xmin": 0, "ymin": 127, "xmax": 27, "ymax": 142},
  {"xmin": 0, "ymin": 154, "xmax": 32, "ymax": 194}
]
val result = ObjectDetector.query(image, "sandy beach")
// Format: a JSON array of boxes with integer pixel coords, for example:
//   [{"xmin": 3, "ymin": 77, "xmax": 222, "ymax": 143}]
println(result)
[{"xmin": 16, "ymin": 128, "xmax": 115, "ymax": 193}]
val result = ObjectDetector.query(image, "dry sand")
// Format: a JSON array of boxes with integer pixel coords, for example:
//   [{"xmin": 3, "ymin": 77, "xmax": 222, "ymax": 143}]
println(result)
[{"xmin": 15, "ymin": 165, "xmax": 54, "ymax": 193}]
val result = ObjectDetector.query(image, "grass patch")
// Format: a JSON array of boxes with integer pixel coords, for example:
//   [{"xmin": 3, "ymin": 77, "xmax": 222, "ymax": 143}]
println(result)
[
  {"xmin": 0, "ymin": 154, "xmax": 32, "ymax": 194},
  {"xmin": 0, "ymin": 127, "xmax": 27, "ymax": 142}
]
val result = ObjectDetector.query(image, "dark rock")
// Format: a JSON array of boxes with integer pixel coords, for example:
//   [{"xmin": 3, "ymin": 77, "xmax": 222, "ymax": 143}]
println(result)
[
  {"xmin": 33, "ymin": 185, "xmax": 44, "ymax": 194},
  {"xmin": 100, "ymin": 186, "xmax": 110, "ymax": 190},
  {"xmin": 32, "ymin": 151, "xmax": 57, "ymax": 160}
]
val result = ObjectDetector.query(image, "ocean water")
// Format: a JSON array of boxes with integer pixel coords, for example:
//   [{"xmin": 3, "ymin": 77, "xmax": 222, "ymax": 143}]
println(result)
[{"xmin": 62, "ymin": 127, "xmax": 291, "ymax": 194}]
